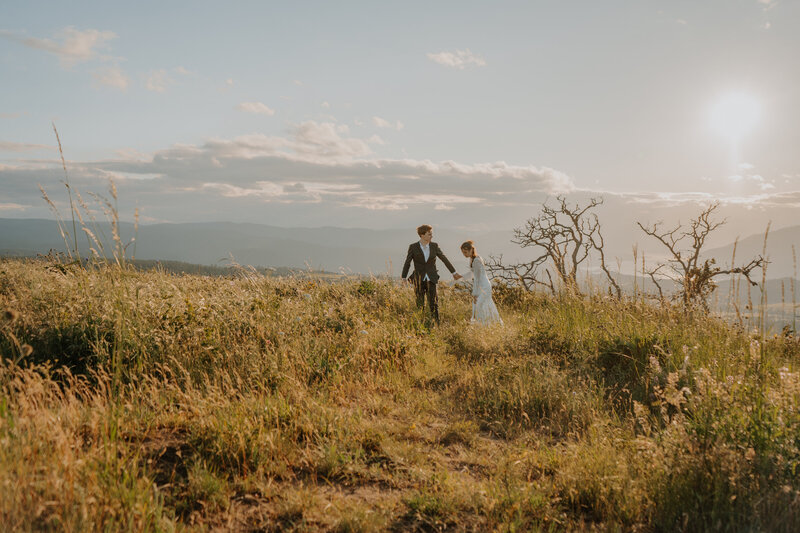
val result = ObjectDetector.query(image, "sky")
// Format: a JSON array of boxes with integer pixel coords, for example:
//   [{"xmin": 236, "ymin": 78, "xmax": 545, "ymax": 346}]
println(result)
[{"xmin": 2, "ymin": 0, "xmax": 800, "ymax": 255}]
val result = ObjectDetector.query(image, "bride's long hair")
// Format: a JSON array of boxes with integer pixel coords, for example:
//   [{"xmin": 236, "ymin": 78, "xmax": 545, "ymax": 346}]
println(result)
[{"xmin": 460, "ymin": 240, "xmax": 477, "ymax": 267}]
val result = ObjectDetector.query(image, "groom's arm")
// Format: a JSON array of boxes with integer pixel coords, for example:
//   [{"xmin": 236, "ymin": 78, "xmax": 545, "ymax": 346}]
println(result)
[
  {"xmin": 435, "ymin": 245, "xmax": 458, "ymax": 275},
  {"xmin": 401, "ymin": 244, "xmax": 414, "ymax": 279}
]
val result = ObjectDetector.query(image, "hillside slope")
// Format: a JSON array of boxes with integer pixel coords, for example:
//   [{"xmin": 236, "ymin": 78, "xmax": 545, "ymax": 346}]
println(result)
[{"xmin": 1, "ymin": 258, "xmax": 798, "ymax": 530}]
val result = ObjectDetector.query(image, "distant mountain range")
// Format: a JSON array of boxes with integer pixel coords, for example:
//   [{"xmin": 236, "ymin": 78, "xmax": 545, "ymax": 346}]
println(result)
[
  {"xmin": 3, "ymin": 217, "xmax": 799, "ymax": 281},
  {"xmin": 0, "ymin": 218, "xmax": 522, "ymax": 276},
  {"xmin": 704, "ymin": 224, "xmax": 800, "ymax": 280}
]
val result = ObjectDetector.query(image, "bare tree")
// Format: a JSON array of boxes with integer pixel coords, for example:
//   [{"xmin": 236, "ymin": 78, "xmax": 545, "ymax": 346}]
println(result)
[
  {"xmin": 637, "ymin": 202, "xmax": 764, "ymax": 309},
  {"xmin": 486, "ymin": 196, "xmax": 621, "ymax": 297}
]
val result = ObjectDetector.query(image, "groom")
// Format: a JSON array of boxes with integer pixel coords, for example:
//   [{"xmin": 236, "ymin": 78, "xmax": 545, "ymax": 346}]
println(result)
[{"xmin": 401, "ymin": 224, "xmax": 461, "ymax": 324}]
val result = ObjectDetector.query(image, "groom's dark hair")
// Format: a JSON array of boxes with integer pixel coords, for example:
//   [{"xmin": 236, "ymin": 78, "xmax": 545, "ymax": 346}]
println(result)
[{"xmin": 417, "ymin": 224, "xmax": 432, "ymax": 236}]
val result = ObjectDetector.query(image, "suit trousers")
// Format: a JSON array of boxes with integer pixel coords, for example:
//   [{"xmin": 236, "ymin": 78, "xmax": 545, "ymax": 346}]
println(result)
[{"xmin": 414, "ymin": 279, "xmax": 439, "ymax": 324}]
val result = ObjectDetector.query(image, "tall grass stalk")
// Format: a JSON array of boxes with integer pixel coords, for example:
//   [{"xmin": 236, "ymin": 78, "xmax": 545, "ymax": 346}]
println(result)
[
  {"xmin": 781, "ymin": 279, "xmax": 786, "ymax": 326},
  {"xmin": 641, "ymin": 252, "xmax": 646, "ymax": 305},
  {"xmin": 632, "ymin": 244, "xmax": 638, "ymax": 300},
  {"xmin": 793, "ymin": 245, "xmax": 797, "ymax": 333},
  {"xmin": 759, "ymin": 222, "xmax": 771, "ymax": 338},
  {"xmin": 728, "ymin": 237, "xmax": 738, "ymax": 317},
  {"xmin": 52, "ymin": 122, "xmax": 80, "ymax": 263},
  {"xmin": 40, "ymin": 129, "xmax": 138, "ymax": 268},
  {"xmin": 38, "ymin": 186, "xmax": 74, "ymax": 262}
]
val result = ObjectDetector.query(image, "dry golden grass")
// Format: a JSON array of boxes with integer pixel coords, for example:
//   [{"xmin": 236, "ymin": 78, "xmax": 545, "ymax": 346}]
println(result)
[{"xmin": 1, "ymin": 257, "xmax": 800, "ymax": 531}]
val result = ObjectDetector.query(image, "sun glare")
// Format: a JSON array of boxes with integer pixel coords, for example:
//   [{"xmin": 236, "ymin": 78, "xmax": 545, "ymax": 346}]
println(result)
[{"xmin": 709, "ymin": 92, "xmax": 761, "ymax": 143}]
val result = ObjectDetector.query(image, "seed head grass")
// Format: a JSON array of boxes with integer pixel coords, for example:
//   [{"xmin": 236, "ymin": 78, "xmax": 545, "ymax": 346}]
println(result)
[{"xmin": 1, "ymin": 257, "xmax": 799, "ymax": 530}]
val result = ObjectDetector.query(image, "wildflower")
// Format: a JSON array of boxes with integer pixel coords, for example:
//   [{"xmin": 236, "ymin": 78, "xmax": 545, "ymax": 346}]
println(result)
[
  {"xmin": 749, "ymin": 339, "xmax": 761, "ymax": 359},
  {"xmin": 680, "ymin": 355, "xmax": 690, "ymax": 375},
  {"xmin": 648, "ymin": 355, "xmax": 662, "ymax": 374}
]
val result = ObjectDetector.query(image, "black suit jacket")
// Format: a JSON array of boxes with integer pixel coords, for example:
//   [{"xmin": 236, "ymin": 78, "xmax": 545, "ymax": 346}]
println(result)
[{"xmin": 401, "ymin": 241, "xmax": 456, "ymax": 283}]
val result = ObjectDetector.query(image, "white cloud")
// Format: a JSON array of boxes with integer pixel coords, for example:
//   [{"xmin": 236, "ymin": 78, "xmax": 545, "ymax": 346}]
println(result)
[
  {"xmin": 174, "ymin": 66, "xmax": 192, "ymax": 75},
  {"xmin": 0, "ymin": 141, "xmax": 53, "ymax": 152},
  {"xmin": 614, "ymin": 191, "xmax": 716, "ymax": 207},
  {"xmin": 373, "ymin": 116, "xmax": 404, "ymax": 131},
  {"xmin": 373, "ymin": 116, "xmax": 391, "ymax": 128},
  {"xmin": 202, "ymin": 181, "xmax": 284, "ymax": 199},
  {"xmin": 0, "ymin": 120, "xmax": 575, "ymax": 226},
  {"xmin": 612, "ymin": 190, "xmax": 799, "ymax": 209},
  {"xmin": 0, "ymin": 112, "xmax": 25, "ymax": 119},
  {"xmin": 219, "ymin": 78, "xmax": 235, "ymax": 92},
  {"xmin": 98, "ymin": 170, "xmax": 162, "ymax": 182},
  {"xmin": 321, "ymin": 101, "xmax": 330, "ymax": 109},
  {"xmin": 1, "ymin": 27, "xmax": 117, "ymax": 68},
  {"xmin": 725, "ymin": 164, "xmax": 777, "ymax": 191},
  {"xmin": 111, "ymin": 128, "xmax": 573, "ymax": 206},
  {"xmin": 146, "ymin": 69, "xmax": 172, "ymax": 92},
  {"xmin": 92, "ymin": 65, "xmax": 129, "ymax": 90},
  {"xmin": 113, "ymin": 148, "xmax": 152, "ymax": 161},
  {"xmin": 0, "ymin": 202, "xmax": 28, "ymax": 211},
  {"xmin": 427, "ymin": 49, "xmax": 487, "ymax": 70},
  {"xmin": 177, "ymin": 121, "xmax": 371, "ymax": 163},
  {"xmin": 236, "ymin": 102, "xmax": 276, "ymax": 116},
  {"xmin": 290, "ymin": 121, "xmax": 372, "ymax": 159}
]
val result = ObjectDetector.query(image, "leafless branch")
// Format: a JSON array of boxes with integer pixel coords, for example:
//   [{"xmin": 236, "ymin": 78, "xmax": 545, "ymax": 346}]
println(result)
[
  {"xmin": 487, "ymin": 196, "xmax": 618, "ymax": 297},
  {"xmin": 638, "ymin": 202, "xmax": 764, "ymax": 309}
]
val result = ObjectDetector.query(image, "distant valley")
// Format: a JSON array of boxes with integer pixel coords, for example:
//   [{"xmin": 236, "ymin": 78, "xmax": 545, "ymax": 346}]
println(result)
[
  {"xmin": 0, "ymin": 218, "xmax": 521, "ymax": 276},
  {"xmin": 3, "ymin": 217, "xmax": 800, "ymax": 282}
]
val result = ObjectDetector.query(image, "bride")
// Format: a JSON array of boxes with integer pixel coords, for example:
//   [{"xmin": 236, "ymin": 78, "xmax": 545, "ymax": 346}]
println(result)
[{"xmin": 458, "ymin": 240, "xmax": 503, "ymax": 325}]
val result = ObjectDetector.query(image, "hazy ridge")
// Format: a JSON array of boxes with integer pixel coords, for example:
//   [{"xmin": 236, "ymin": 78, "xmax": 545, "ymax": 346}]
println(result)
[{"xmin": 0, "ymin": 218, "xmax": 519, "ymax": 275}]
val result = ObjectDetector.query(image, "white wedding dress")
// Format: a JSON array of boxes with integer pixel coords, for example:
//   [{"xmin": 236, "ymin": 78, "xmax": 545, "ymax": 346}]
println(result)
[{"xmin": 460, "ymin": 255, "xmax": 503, "ymax": 325}]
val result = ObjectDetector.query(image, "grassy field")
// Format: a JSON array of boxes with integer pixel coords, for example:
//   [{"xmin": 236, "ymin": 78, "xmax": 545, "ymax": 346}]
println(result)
[{"xmin": 1, "ymin": 257, "xmax": 799, "ymax": 531}]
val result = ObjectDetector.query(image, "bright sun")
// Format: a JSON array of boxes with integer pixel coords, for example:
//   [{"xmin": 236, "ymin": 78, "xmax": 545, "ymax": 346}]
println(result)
[{"xmin": 709, "ymin": 92, "xmax": 761, "ymax": 143}]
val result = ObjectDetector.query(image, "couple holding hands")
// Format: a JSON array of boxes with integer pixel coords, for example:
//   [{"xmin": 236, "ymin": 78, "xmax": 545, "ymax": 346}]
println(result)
[{"xmin": 401, "ymin": 224, "xmax": 503, "ymax": 326}]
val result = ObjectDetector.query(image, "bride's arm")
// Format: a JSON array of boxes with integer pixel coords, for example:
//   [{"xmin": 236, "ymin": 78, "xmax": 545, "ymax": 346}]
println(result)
[
  {"xmin": 474, "ymin": 257, "xmax": 492, "ymax": 293},
  {"xmin": 475, "ymin": 256, "xmax": 485, "ymax": 272},
  {"xmin": 474, "ymin": 256, "xmax": 487, "ymax": 278}
]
